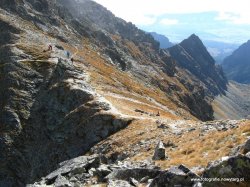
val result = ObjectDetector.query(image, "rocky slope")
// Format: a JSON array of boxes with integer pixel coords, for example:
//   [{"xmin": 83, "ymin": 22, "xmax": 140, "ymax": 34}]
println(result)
[
  {"xmin": 212, "ymin": 81, "xmax": 250, "ymax": 120},
  {"xmin": 0, "ymin": 9, "xmax": 132, "ymax": 186},
  {"xmin": 222, "ymin": 40, "xmax": 250, "ymax": 84},
  {"xmin": 0, "ymin": 0, "xmax": 249, "ymax": 186},
  {"xmin": 29, "ymin": 120, "xmax": 250, "ymax": 186},
  {"xmin": 29, "ymin": 153, "xmax": 250, "ymax": 187}
]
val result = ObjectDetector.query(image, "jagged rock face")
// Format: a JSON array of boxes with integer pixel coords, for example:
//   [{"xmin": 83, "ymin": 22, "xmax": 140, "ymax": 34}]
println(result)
[
  {"xmin": 59, "ymin": 0, "xmax": 160, "ymax": 51},
  {"xmin": 222, "ymin": 40, "xmax": 250, "ymax": 84},
  {"xmin": 168, "ymin": 34, "xmax": 227, "ymax": 96},
  {"xmin": 0, "ymin": 10, "xmax": 131, "ymax": 186},
  {"xmin": 0, "ymin": 54, "xmax": 131, "ymax": 186}
]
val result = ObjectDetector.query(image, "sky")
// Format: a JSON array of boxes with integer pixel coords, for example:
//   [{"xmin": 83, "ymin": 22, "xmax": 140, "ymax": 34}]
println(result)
[{"xmin": 93, "ymin": 0, "xmax": 250, "ymax": 44}]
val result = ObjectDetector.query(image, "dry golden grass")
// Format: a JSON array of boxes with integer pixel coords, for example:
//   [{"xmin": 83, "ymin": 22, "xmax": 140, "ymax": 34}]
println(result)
[
  {"xmin": 59, "ymin": 39, "xmax": 192, "ymax": 120},
  {"xmin": 16, "ymin": 42, "xmax": 51, "ymax": 61},
  {"xmin": 123, "ymin": 39, "xmax": 145, "ymax": 61},
  {"xmin": 93, "ymin": 120, "xmax": 250, "ymax": 172},
  {"xmin": 156, "ymin": 121, "xmax": 250, "ymax": 169}
]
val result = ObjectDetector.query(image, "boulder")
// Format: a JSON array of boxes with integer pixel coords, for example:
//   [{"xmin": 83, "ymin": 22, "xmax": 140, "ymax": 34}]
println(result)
[
  {"xmin": 30, "ymin": 155, "xmax": 101, "ymax": 186},
  {"xmin": 106, "ymin": 168, "xmax": 161, "ymax": 182},
  {"xmin": 149, "ymin": 165, "xmax": 199, "ymax": 187},
  {"xmin": 203, "ymin": 154, "xmax": 250, "ymax": 186},
  {"xmin": 246, "ymin": 152, "xmax": 250, "ymax": 158},
  {"xmin": 242, "ymin": 138, "xmax": 250, "ymax": 154},
  {"xmin": 54, "ymin": 175, "xmax": 72, "ymax": 187},
  {"xmin": 153, "ymin": 141, "xmax": 166, "ymax": 160},
  {"xmin": 95, "ymin": 164, "xmax": 112, "ymax": 182},
  {"xmin": 108, "ymin": 180, "xmax": 133, "ymax": 187},
  {"xmin": 129, "ymin": 177, "xmax": 139, "ymax": 186}
]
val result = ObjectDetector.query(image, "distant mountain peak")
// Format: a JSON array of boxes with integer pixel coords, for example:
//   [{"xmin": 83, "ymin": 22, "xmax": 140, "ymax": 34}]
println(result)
[
  {"xmin": 168, "ymin": 34, "xmax": 227, "ymax": 97},
  {"xmin": 189, "ymin": 33, "xmax": 199, "ymax": 39},
  {"xmin": 179, "ymin": 34, "xmax": 215, "ymax": 64},
  {"xmin": 222, "ymin": 39, "xmax": 250, "ymax": 84},
  {"xmin": 149, "ymin": 32, "xmax": 173, "ymax": 49},
  {"xmin": 181, "ymin": 34, "xmax": 204, "ymax": 48}
]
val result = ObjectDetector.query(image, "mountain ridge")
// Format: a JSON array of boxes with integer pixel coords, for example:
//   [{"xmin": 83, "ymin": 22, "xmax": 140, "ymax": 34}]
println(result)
[
  {"xmin": 222, "ymin": 40, "xmax": 250, "ymax": 84},
  {"xmin": 0, "ymin": 0, "xmax": 250, "ymax": 186},
  {"xmin": 168, "ymin": 34, "xmax": 227, "ymax": 95}
]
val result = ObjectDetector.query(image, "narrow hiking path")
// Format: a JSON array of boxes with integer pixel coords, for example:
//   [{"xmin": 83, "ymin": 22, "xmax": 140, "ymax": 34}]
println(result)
[
  {"xmin": 102, "ymin": 92, "xmax": 176, "ymax": 115},
  {"xmin": 15, "ymin": 42, "xmax": 179, "ymax": 123},
  {"xmin": 66, "ymin": 46, "xmax": 180, "ymax": 122}
]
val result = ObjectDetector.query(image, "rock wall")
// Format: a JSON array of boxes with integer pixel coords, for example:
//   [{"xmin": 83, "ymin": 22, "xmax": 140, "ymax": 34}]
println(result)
[{"xmin": 0, "ymin": 20, "xmax": 131, "ymax": 186}]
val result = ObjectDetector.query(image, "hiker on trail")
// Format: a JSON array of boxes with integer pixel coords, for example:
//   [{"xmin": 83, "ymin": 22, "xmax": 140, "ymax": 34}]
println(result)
[
  {"xmin": 48, "ymin": 44, "xmax": 52, "ymax": 51},
  {"xmin": 66, "ymin": 51, "xmax": 70, "ymax": 59},
  {"xmin": 71, "ymin": 57, "xmax": 74, "ymax": 64}
]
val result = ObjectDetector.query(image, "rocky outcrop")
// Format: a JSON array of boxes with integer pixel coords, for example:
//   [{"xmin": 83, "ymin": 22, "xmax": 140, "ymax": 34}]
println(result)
[
  {"xmin": 152, "ymin": 140, "xmax": 166, "ymax": 160},
  {"xmin": 242, "ymin": 138, "xmax": 250, "ymax": 154},
  {"xmin": 202, "ymin": 154, "xmax": 250, "ymax": 186},
  {"xmin": 0, "ymin": 52, "xmax": 132, "ymax": 186},
  {"xmin": 0, "ymin": 18, "xmax": 132, "ymax": 186},
  {"xmin": 149, "ymin": 165, "xmax": 199, "ymax": 187},
  {"xmin": 28, "ymin": 155, "xmax": 161, "ymax": 186},
  {"xmin": 30, "ymin": 153, "xmax": 250, "ymax": 187},
  {"xmin": 28, "ymin": 155, "xmax": 101, "ymax": 186}
]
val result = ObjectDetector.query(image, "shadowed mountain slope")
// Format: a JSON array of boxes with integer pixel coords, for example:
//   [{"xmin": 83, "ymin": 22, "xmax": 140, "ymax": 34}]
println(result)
[
  {"xmin": 222, "ymin": 40, "xmax": 250, "ymax": 84},
  {"xmin": 1, "ymin": 1, "xmax": 249, "ymax": 186}
]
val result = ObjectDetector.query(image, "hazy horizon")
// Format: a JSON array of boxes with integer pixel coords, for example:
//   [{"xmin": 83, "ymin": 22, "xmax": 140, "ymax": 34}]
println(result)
[{"xmin": 94, "ymin": 0, "xmax": 250, "ymax": 44}]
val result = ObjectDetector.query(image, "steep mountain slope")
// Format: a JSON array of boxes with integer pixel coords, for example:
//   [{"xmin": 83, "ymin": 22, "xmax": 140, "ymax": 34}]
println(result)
[
  {"xmin": 168, "ymin": 34, "xmax": 227, "ymax": 96},
  {"xmin": 150, "ymin": 32, "xmax": 174, "ymax": 48},
  {"xmin": 0, "ymin": 1, "xmax": 201, "ymax": 185},
  {"xmin": 212, "ymin": 81, "xmax": 250, "ymax": 120},
  {"xmin": 222, "ymin": 40, "xmax": 250, "ymax": 84},
  {"xmin": 0, "ymin": 0, "xmax": 249, "ymax": 186},
  {"xmin": 168, "ymin": 34, "xmax": 228, "ymax": 120},
  {"xmin": 51, "ymin": 0, "xmax": 227, "ymax": 121}
]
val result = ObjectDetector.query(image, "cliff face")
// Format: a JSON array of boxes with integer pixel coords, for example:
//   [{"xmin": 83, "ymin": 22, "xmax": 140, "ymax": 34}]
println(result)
[
  {"xmin": 0, "ymin": 0, "xmax": 230, "ymax": 186},
  {"xmin": 0, "ymin": 13, "xmax": 131, "ymax": 186},
  {"xmin": 222, "ymin": 40, "xmax": 250, "ymax": 84}
]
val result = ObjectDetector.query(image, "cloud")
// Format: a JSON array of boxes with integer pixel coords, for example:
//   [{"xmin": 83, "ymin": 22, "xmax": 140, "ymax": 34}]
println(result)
[
  {"xmin": 216, "ymin": 12, "xmax": 250, "ymax": 25},
  {"xmin": 94, "ymin": 0, "xmax": 250, "ymax": 25},
  {"xmin": 124, "ymin": 14, "xmax": 157, "ymax": 25},
  {"xmin": 159, "ymin": 18, "xmax": 179, "ymax": 25}
]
